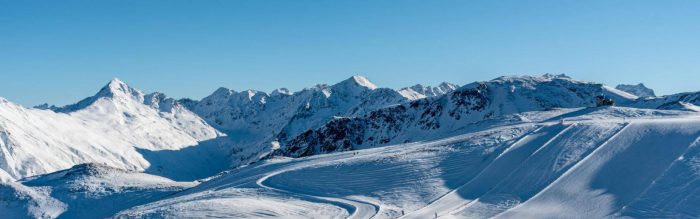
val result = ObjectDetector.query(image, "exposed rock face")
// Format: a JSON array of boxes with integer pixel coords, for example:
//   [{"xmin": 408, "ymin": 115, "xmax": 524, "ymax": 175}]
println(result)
[{"xmin": 275, "ymin": 74, "xmax": 637, "ymax": 157}]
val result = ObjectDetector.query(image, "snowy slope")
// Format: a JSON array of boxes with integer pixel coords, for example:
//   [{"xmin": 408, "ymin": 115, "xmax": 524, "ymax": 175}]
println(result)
[
  {"xmin": 0, "ymin": 169, "xmax": 66, "ymax": 219},
  {"xmin": 114, "ymin": 187, "xmax": 350, "ymax": 219},
  {"xmin": 114, "ymin": 107, "xmax": 700, "ymax": 219},
  {"xmin": 493, "ymin": 119, "xmax": 700, "ymax": 218},
  {"xmin": 21, "ymin": 163, "xmax": 196, "ymax": 219},
  {"xmin": 0, "ymin": 79, "xmax": 224, "ymax": 180},
  {"xmin": 275, "ymin": 74, "xmax": 638, "ymax": 157}
]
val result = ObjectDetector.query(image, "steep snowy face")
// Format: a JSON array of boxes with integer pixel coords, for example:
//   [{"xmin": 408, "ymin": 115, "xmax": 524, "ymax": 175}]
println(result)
[
  {"xmin": 629, "ymin": 91, "xmax": 700, "ymax": 112},
  {"xmin": 276, "ymin": 74, "xmax": 638, "ymax": 157},
  {"xmin": 0, "ymin": 79, "xmax": 222, "ymax": 180},
  {"xmin": 187, "ymin": 87, "xmax": 276, "ymax": 139},
  {"xmin": 144, "ymin": 92, "xmax": 177, "ymax": 112},
  {"xmin": 616, "ymin": 83, "xmax": 655, "ymax": 98},
  {"xmin": 183, "ymin": 75, "xmax": 411, "ymax": 165},
  {"xmin": 398, "ymin": 82, "xmax": 458, "ymax": 100}
]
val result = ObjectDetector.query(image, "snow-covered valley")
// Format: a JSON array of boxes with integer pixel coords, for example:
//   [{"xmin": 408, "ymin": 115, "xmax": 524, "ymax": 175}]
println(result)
[{"xmin": 2, "ymin": 74, "xmax": 700, "ymax": 218}]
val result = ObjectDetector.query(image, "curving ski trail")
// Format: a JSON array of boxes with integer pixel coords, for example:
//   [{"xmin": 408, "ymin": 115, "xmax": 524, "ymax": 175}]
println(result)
[{"xmin": 256, "ymin": 153, "xmax": 381, "ymax": 219}]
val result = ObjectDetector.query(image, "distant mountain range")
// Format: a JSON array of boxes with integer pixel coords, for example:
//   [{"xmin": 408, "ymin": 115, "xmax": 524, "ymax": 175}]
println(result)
[{"xmin": 2, "ymin": 74, "xmax": 700, "ymax": 218}]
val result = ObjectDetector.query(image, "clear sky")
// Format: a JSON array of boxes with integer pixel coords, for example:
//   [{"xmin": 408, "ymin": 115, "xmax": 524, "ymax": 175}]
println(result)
[{"xmin": 1, "ymin": 0, "xmax": 699, "ymax": 107}]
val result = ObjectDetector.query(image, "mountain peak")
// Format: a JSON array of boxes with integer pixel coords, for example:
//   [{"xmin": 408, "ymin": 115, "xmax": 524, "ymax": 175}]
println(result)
[
  {"xmin": 52, "ymin": 78, "xmax": 144, "ymax": 112},
  {"xmin": 245, "ymin": 89, "xmax": 266, "ymax": 101},
  {"xmin": 542, "ymin": 73, "xmax": 571, "ymax": 79},
  {"xmin": 333, "ymin": 75, "xmax": 378, "ymax": 92},
  {"xmin": 212, "ymin": 87, "xmax": 234, "ymax": 97},
  {"xmin": 616, "ymin": 83, "xmax": 655, "ymax": 98},
  {"xmin": 108, "ymin": 77, "xmax": 125, "ymax": 86},
  {"xmin": 398, "ymin": 82, "xmax": 458, "ymax": 100},
  {"xmin": 271, "ymin": 88, "xmax": 292, "ymax": 97},
  {"xmin": 350, "ymin": 75, "xmax": 378, "ymax": 89},
  {"xmin": 492, "ymin": 74, "xmax": 574, "ymax": 84},
  {"xmin": 95, "ymin": 78, "xmax": 142, "ymax": 99}
]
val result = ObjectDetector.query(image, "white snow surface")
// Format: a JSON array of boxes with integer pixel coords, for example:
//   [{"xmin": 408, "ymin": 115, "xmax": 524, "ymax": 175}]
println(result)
[
  {"xmin": 113, "ymin": 107, "xmax": 700, "ymax": 219},
  {"xmin": 21, "ymin": 163, "xmax": 196, "ymax": 219},
  {"xmin": 0, "ymin": 79, "xmax": 224, "ymax": 180},
  {"xmin": 2, "ymin": 74, "xmax": 700, "ymax": 218},
  {"xmin": 398, "ymin": 82, "xmax": 458, "ymax": 100}
]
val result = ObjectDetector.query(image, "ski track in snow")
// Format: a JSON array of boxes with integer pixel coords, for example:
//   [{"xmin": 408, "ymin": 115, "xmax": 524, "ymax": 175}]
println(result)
[
  {"xmin": 256, "ymin": 155, "xmax": 380, "ymax": 219},
  {"xmin": 399, "ymin": 116, "xmax": 700, "ymax": 218},
  {"xmin": 111, "ymin": 114, "xmax": 700, "ymax": 219},
  {"xmin": 0, "ymin": 109, "xmax": 677, "ymax": 218},
  {"xmin": 114, "ymin": 121, "xmax": 534, "ymax": 218},
  {"xmin": 6, "ymin": 75, "xmax": 700, "ymax": 218},
  {"xmin": 401, "ymin": 124, "xmax": 570, "ymax": 219}
]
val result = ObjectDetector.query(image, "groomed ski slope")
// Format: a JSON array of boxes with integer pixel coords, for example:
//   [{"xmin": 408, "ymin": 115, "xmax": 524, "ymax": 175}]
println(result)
[{"xmin": 116, "ymin": 109, "xmax": 700, "ymax": 219}]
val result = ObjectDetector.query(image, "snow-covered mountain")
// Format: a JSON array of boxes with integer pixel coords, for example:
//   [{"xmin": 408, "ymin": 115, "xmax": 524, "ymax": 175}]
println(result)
[
  {"xmin": 607, "ymin": 83, "xmax": 700, "ymax": 112},
  {"xmin": 0, "ymin": 79, "xmax": 225, "ymax": 181},
  {"xmin": 181, "ymin": 76, "xmax": 413, "ymax": 165},
  {"xmin": 3, "ymin": 74, "xmax": 700, "ymax": 218},
  {"xmin": 628, "ymin": 91, "xmax": 700, "ymax": 112},
  {"xmin": 616, "ymin": 83, "xmax": 656, "ymax": 97},
  {"xmin": 274, "ymin": 74, "xmax": 638, "ymax": 157},
  {"xmin": 398, "ymin": 82, "xmax": 458, "ymax": 100}
]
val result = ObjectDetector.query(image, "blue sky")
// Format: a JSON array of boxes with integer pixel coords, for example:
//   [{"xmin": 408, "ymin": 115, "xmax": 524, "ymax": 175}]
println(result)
[{"xmin": 1, "ymin": 0, "xmax": 699, "ymax": 107}]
